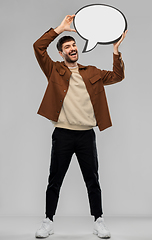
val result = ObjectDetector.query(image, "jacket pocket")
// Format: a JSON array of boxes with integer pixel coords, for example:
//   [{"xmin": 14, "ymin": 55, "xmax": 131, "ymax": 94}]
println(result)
[
  {"xmin": 89, "ymin": 74, "xmax": 104, "ymax": 94},
  {"xmin": 49, "ymin": 70, "xmax": 63, "ymax": 86}
]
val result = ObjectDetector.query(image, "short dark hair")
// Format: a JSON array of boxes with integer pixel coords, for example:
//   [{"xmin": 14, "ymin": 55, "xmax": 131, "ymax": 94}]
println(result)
[{"xmin": 56, "ymin": 36, "xmax": 76, "ymax": 52}]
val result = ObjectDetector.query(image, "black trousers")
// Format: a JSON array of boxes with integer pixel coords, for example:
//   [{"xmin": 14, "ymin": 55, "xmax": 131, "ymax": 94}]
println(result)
[{"xmin": 46, "ymin": 127, "xmax": 103, "ymax": 218}]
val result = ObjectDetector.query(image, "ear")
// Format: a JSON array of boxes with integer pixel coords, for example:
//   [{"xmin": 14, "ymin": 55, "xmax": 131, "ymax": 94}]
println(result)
[{"xmin": 59, "ymin": 51, "xmax": 63, "ymax": 58}]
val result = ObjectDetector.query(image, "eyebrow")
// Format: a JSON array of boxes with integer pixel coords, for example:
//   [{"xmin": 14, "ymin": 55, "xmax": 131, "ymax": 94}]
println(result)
[
  {"xmin": 64, "ymin": 42, "xmax": 76, "ymax": 48},
  {"xmin": 64, "ymin": 44, "xmax": 70, "ymax": 48}
]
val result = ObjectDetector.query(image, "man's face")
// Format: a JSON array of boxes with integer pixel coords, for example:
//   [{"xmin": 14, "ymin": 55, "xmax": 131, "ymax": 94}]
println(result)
[{"xmin": 59, "ymin": 40, "xmax": 78, "ymax": 63}]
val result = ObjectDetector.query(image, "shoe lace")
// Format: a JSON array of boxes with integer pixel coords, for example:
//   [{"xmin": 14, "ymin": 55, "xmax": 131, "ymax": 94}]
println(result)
[
  {"xmin": 39, "ymin": 220, "xmax": 48, "ymax": 230},
  {"xmin": 98, "ymin": 219, "xmax": 108, "ymax": 230}
]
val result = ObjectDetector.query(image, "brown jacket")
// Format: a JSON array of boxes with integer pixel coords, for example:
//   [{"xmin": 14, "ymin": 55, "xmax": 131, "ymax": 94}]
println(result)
[{"xmin": 33, "ymin": 28, "xmax": 125, "ymax": 131}]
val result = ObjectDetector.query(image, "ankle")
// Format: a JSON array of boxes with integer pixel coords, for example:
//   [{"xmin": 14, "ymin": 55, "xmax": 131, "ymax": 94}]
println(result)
[
  {"xmin": 94, "ymin": 215, "xmax": 102, "ymax": 221},
  {"xmin": 46, "ymin": 215, "xmax": 53, "ymax": 222}
]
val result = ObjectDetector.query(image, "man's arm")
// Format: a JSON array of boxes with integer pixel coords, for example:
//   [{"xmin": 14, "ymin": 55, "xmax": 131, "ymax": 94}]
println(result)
[
  {"xmin": 33, "ymin": 15, "xmax": 76, "ymax": 80},
  {"xmin": 33, "ymin": 29, "xmax": 59, "ymax": 80},
  {"xmin": 102, "ymin": 30, "xmax": 128, "ymax": 85},
  {"xmin": 101, "ymin": 53, "xmax": 125, "ymax": 85}
]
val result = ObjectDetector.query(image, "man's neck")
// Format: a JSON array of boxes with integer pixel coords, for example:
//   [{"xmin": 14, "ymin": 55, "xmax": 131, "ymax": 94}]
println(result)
[{"xmin": 64, "ymin": 61, "xmax": 77, "ymax": 68}]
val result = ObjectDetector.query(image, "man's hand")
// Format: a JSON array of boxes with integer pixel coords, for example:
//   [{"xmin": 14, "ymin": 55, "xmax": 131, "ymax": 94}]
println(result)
[
  {"xmin": 54, "ymin": 15, "xmax": 76, "ymax": 34},
  {"xmin": 113, "ymin": 30, "xmax": 128, "ymax": 55}
]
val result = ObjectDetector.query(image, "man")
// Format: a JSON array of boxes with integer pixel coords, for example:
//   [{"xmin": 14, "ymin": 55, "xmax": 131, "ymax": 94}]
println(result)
[{"xmin": 33, "ymin": 15, "xmax": 127, "ymax": 239}]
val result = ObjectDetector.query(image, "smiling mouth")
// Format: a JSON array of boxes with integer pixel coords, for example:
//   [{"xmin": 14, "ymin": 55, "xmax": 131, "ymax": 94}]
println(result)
[{"xmin": 69, "ymin": 51, "xmax": 77, "ymax": 56}]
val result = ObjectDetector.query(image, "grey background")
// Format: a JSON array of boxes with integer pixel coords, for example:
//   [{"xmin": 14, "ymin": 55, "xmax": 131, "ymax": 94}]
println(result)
[{"xmin": 0, "ymin": 0, "xmax": 152, "ymax": 218}]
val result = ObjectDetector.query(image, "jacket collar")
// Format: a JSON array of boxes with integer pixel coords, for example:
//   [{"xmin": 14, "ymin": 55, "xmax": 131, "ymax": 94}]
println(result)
[
  {"xmin": 56, "ymin": 61, "xmax": 87, "ymax": 75},
  {"xmin": 78, "ymin": 63, "xmax": 87, "ymax": 70}
]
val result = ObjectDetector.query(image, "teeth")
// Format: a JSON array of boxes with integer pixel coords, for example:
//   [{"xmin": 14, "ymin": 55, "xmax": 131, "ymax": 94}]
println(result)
[{"xmin": 70, "ymin": 52, "xmax": 76, "ymax": 56}]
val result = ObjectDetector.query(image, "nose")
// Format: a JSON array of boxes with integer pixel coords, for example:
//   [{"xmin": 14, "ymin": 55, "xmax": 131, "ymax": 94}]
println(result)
[{"xmin": 70, "ymin": 45, "xmax": 75, "ymax": 51}]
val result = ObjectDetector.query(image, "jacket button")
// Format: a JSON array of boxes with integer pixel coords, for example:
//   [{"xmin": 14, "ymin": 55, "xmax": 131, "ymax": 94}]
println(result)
[
  {"xmin": 60, "ymin": 100, "xmax": 62, "ymax": 102},
  {"xmin": 57, "ymin": 111, "xmax": 59, "ymax": 113},
  {"xmin": 64, "ymin": 90, "xmax": 66, "ymax": 92}
]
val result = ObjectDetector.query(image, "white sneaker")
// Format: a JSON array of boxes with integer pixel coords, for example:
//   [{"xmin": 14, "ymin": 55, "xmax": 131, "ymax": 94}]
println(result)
[
  {"xmin": 93, "ymin": 217, "xmax": 111, "ymax": 238},
  {"xmin": 35, "ymin": 218, "xmax": 54, "ymax": 238}
]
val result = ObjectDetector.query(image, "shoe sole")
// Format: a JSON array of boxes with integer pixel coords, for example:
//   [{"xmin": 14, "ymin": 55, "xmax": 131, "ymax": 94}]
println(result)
[
  {"xmin": 35, "ymin": 230, "xmax": 54, "ymax": 238},
  {"xmin": 93, "ymin": 229, "xmax": 111, "ymax": 239}
]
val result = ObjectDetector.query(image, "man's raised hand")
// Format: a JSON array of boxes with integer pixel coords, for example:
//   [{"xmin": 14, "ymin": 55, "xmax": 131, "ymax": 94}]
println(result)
[
  {"xmin": 113, "ymin": 30, "xmax": 128, "ymax": 54},
  {"xmin": 54, "ymin": 15, "xmax": 76, "ymax": 34}
]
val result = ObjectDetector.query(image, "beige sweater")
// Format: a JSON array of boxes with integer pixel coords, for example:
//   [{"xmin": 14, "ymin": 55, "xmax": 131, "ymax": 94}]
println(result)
[{"xmin": 53, "ymin": 66, "xmax": 96, "ymax": 130}]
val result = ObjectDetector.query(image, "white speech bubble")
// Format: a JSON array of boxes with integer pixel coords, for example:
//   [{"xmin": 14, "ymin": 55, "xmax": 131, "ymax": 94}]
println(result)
[{"xmin": 73, "ymin": 4, "xmax": 127, "ymax": 52}]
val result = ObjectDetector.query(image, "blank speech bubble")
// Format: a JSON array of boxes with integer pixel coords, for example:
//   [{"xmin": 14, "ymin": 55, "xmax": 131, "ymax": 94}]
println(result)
[{"xmin": 73, "ymin": 4, "xmax": 127, "ymax": 53}]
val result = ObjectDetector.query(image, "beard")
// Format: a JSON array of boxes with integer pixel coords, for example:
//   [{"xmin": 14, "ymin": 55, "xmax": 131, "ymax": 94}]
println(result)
[{"xmin": 64, "ymin": 50, "xmax": 78, "ymax": 63}]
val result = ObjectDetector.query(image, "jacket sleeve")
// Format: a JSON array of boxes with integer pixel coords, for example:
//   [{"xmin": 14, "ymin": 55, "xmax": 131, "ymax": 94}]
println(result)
[
  {"xmin": 101, "ymin": 52, "xmax": 125, "ymax": 85},
  {"xmin": 33, "ymin": 28, "xmax": 59, "ymax": 80}
]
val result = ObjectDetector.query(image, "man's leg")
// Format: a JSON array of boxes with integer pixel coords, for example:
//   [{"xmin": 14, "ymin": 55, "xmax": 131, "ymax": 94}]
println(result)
[
  {"xmin": 46, "ymin": 127, "xmax": 75, "ymax": 220},
  {"xmin": 75, "ymin": 129, "xmax": 103, "ymax": 219},
  {"xmin": 36, "ymin": 127, "xmax": 75, "ymax": 238},
  {"xmin": 74, "ymin": 129, "xmax": 111, "ymax": 238}
]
